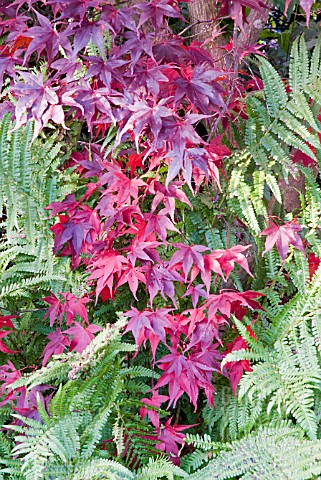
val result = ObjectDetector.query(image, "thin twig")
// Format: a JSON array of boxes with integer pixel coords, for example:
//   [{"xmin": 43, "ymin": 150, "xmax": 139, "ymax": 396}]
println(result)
[{"xmin": 178, "ymin": 18, "xmax": 215, "ymax": 37}]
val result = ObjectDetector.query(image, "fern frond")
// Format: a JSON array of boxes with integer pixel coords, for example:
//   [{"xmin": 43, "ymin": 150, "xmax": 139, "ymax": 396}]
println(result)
[{"xmin": 189, "ymin": 425, "xmax": 321, "ymax": 480}]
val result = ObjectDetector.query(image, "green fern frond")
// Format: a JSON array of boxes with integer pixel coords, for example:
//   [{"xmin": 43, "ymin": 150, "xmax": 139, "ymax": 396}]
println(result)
[
  {"xmin": 136, "ymin": 458, "xmax": 187, "ymax": 479},
  {"xmin": 189, "ymin": 425, "xmax": 321, "ymax": 480}
]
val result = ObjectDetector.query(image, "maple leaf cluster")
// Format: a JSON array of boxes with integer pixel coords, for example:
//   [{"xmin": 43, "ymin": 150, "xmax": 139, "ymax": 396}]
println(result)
[
  {"xmin": 0, "ymin": 0, "xmax": 232, "ymax": 189},
  {"xmin": 42, "ymin": 292, "xmax": 102, "ymax": 365},
  {"xmin": 0, "ymin": 0, "xmax": 298, "ymax": 463},
  {"xmin": 0, "ymin": 360, "xmax": 54, "ymax": 424},
  {"xmin": 43, "ymin": 143, "xmax": 266, "ymax": 415}
]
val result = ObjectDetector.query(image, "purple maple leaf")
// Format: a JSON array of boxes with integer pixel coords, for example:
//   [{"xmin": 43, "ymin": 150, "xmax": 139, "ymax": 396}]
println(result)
[
  {"xmin": 11, "ymin": 72, "xmax": 59, "ymax": 134},
  {"xmin": 119, "ymin": 30, "xmax": 154, "ymax": 70},
  {"xmin": 124, "ymin": 307, "xmax": 173, "ymax": 358},
  {"xmin": 46, "ymin": 0, "xmax": 102, "ymax": 21},
  {"xmin": 86, "ymin": 56, "xmax": 127, "ymax": 91},
  {"xmin": 22, "ymin": 11, "xmax": 71, "ymax": 63},
  {"xmin": 127, "ymin": 240, "xmax": 161, "ymax": 266},
  {"xmin": 136, "ymin": 0, "xmax": 185, "ymax": 31},
  {"xmin": 0, "ymin": 50, "xmax": 21, "ymax": 89},
  {"xmin": 118, "ymin": 97, "xmax": 173, "ymax": 150},
  {"xmin": 144, "ymin": 262, "xmax": 183, "ymax": 306},
  {"xmin": 174, "ymin": 64, "xmax": 226, "ymax": 114},
  {"xmin": 72, "ymin": 18, "xmax": 115, "ymax": 57},
  {"xmin": 128, "ymin": 59, "xmax": 170, "ymax": 97}
]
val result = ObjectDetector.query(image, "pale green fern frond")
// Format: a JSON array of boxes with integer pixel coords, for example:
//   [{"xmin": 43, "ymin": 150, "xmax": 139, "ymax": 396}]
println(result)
[{"xmin": 188, "ymin": 425, "xmax": 321, "ymax": 480}]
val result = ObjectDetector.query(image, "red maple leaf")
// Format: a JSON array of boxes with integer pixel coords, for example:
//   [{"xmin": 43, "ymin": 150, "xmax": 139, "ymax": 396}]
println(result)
[
  {"xmin": 260, "ymin": 219, "xmax": 305, "ymax": 261},
  {"xmin": 215, "ymin": 0, "xmax": 268, "ymax": 30},
  {"xmin": 308, "ymin": 252, "xmax": 321, "ymax": 281},
  {"xmin": 89, "ymin": 249, "xmax": 128, "ymax": 301},
  {"xmin": 106, "ymin": 172, "xmax": 146, "ymax": 207},
  {"xmin": 0, "ymin": 330, "xmax": 18, "ymax": 354},
  {"xmin": 224, "ymin": 336, "xmax": 252, "ymax": 396},
  {"xmin": 0, "ymin": 315, "xmax": 18, "ymax": 355},
  {"xmin": 292, "ymin": 148, "xmax": 317, "ymax": 167},
  {"xmin": 0, "ymin": 330, "xmax": 19, "ymax": 353},
  {"xmin": 126, "ymin": 153, "xmax": 144, "ymax": 177},
  {"xmin": 0, "ymin": 315, "xmax": 17, "ymax": 330}
]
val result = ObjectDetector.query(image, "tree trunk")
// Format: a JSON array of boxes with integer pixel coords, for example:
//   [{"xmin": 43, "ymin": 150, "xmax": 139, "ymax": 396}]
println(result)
[
  {"xmin": 187, "ymin": 0, "xmax": 227, "ymax": 67},
  {"xmin": 237, "ymin": 0, "xmax": 274, "ymax": 49},
  {"xmin": 187, "ymin": 0, "xmax": 274, "ymax": 68}
]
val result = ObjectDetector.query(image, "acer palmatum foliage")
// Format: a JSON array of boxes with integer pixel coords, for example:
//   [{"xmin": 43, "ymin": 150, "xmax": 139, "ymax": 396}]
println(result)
[
  {"xmin": 0, "ymin": 0, "xmax": 314, "ymax": 467},
  {"xmin": 260, "ymin": 219, "xmax": 305, "ymax": 262}
]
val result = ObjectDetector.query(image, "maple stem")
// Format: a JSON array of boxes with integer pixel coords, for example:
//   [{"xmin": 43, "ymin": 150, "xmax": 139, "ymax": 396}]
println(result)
[{"xmin": 174, "ymin": 403, "xmax": 181, "ymax": 425}]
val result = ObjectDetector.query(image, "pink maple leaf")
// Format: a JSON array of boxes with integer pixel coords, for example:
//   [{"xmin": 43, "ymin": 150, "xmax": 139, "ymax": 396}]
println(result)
[
  {"xmin": 140, "ymin": 390, "xmax": 169, "ymax": 430},
  {"xmin": 156, "ymin": 417, "xmax": 192, "ymax": 464},
  {"xmin": 169, "ymin": 243, "xmax": 209, "ymax": 281},
  {"xmin": 117, "ymin": 264, "xmax": 146, "ymax": 299},
  {"xmin": 42, "ymin": 328, "xmax": 70, "ymax": 366},
  {"xmin": 205, "ymin": 290, "xmax": 264, "ymax": 319},
  {"xmin": 124, "ymin": 307, "xmax": 173, "ymax": 359},
  {"xmin": 260, "ymin": 219, "xmax": 305, "ymax": 261},
  {"xmin": 89, "ymin": 249, "xmax": 128, "ymax": 301},
  {"xmin": 154, "ymin": 344, "xmax": 218, "ymax": 410},
  {"xmin": 64, "ymin": 322, "xmax": 102, "ymax": 353}
]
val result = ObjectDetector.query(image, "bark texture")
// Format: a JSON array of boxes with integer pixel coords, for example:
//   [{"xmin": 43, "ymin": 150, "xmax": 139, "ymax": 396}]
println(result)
[{"xmin": 187, "ymin": 0, "xmax": 274, "ymax": 68}]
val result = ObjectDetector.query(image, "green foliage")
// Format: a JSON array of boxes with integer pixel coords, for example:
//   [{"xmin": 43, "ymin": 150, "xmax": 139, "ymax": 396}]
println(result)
[
  {"xmin": 0, "ymin": 117, "xmax": 79, "ymax": 308},
  {"xmin": 175, "ymin": 36, "xmax": 321, "ymax": 480},
  {"xmin": 226, "ymin": 36, "xmax": 321, "ymax": 234},
  {"xmin": 0, "ymin": 320, "xmax": 184, "ymax": 479},
  {"xmin": 187, "ymin": 425, "xmax": 321, "ymax": 479},
  {"xmin": 3, "ymin": 16, "xmax": 321, "ymax": 480}
]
